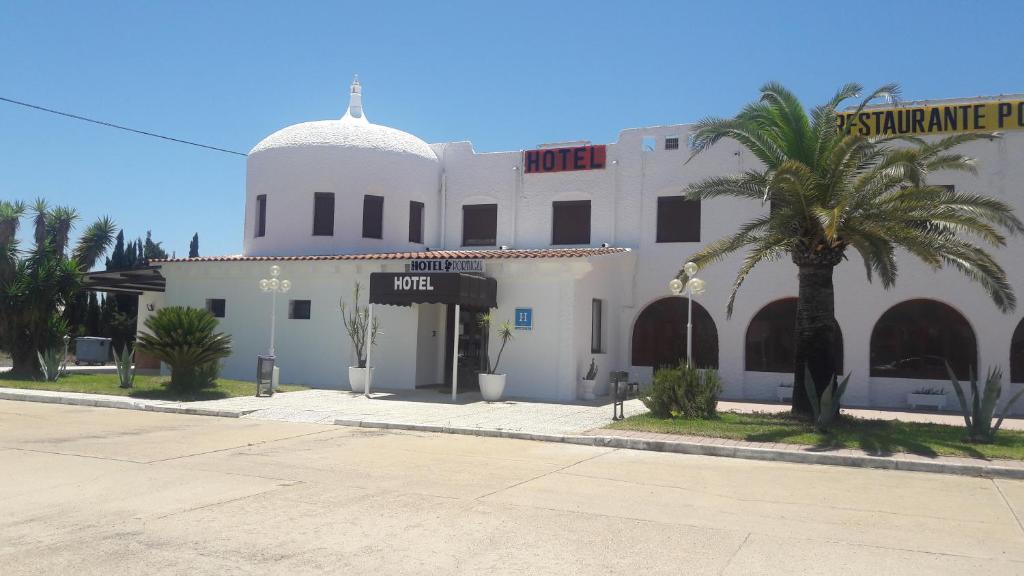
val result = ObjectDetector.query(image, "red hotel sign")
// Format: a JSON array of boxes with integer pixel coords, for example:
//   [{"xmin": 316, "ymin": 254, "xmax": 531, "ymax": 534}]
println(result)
[{"xmin": 524, "ymin": 144, "xmax": 606, "ymax": 174}]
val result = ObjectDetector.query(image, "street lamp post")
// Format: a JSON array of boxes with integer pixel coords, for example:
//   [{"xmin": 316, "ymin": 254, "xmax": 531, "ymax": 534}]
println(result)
[
  {"xmin": 258, "ymin": 265, "xmax": 291, "ymax": 358},
  {"xmin": 669, "ymin": 261, "xmax": 706, "ymax": 366}
]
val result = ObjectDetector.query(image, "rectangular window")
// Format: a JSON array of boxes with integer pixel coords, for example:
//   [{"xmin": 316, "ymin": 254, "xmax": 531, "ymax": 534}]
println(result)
[
  {"xmin": 205, "ymin": 298, "xmax": 226, "ymax": 318},
  {"xmin": 255, "ymin": 195, "xmax": 267, "ymax": 238},
  {"xmin": 552, "ymin": 200, "xmax": 591, "ymax": 245},
  {"xmin": 312, "ymin": 192, "xmax": 335, "ymax": 236},
  {"xmin": 665, "ymin": 137, "xmax": 680, "ymax": 150},
  {"xmin": 656, "ymin": 196, "xmax": 701, "ymax": 243},
  {"xmin": 591, "ymin": 299, "xmax": 603, "ymax": 353},
  {"xmin": 462, "ymin": 204, "xmax": 498, "ymax": 246},
  {"xmin": 409, "ymin": 201, "xmax": 424, "ymax": 244},
  {"xmin": 362, "ymin": 195, "xmax": 384, "ymax": 239},
  {"xmin": 289, "ymin": 300, "xmax": 311, "ymax": 320}
]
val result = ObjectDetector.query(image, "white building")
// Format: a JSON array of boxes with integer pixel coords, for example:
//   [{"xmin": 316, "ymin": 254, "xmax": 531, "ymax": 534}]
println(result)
[{"xmin": 96, "ymin": 79, "xmax": 1024, "ymax": 411}]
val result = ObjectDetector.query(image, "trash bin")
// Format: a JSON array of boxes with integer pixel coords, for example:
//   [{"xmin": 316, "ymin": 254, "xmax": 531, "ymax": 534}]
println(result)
[
  {"xmin": 75, "ymin": 337, "xmax": 111, "ymax": 365},
  {"xmin": 256, "ymin": 355, "xmax": 275, "ymax": 397}
]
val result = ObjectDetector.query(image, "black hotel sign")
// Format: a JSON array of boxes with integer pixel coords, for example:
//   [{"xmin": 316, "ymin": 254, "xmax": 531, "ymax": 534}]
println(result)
[{"xmin": 524, "ymin": 144, "xmax": 606, "ymax": 174}]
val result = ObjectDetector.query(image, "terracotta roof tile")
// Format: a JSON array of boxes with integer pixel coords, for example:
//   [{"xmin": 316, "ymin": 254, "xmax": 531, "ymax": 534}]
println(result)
[{"xmin": 152, "ymin": 247, "xmax": 630, "ymax": 264}]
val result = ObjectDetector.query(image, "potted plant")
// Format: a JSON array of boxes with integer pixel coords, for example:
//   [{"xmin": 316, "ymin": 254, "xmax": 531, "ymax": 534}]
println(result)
[
  {"xmin": 579, "ymin": 358, "xmax": 599, "ymax": 400},
  {"xmin": 907, "ymin": 386, "xmax": 946, "ymax": 410},
  {"xmin": 478, "ymin": 313, "xmax": 514, "ymax": 402},
  {"xmin": 340, "ymin": 282, "xmax": 380, "ymax": 393}
]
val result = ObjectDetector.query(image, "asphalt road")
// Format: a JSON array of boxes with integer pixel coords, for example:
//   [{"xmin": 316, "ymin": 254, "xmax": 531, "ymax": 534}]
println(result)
[{"xmin": 2, "ymin": 400, "xmax": 1023, "ymax": 575}]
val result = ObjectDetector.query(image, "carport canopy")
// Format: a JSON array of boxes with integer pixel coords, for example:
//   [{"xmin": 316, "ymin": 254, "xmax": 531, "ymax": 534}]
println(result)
[
  {"xmin": 369, "ymin": 272, "xmax": 496, "ymax": 308},
  {"xmin": 81, "ymin": 266, "xmax": 165, "ymax": 294}
]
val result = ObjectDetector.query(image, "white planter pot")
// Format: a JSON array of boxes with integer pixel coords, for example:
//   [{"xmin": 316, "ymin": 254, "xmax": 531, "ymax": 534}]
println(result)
[
  {"xmin": 579, "ymin": 378, "xmax": 597, "ymax": 401},
  {"xmin": 479, "ymin": 373, "xmax": 506, "ymax": 402},
  {"xmin": 348, "ymin": 366, "xmax": 373, "ymax": 393},
  {"xmin": 908, "ymin": 393, "xmax": 946, "ymax": 411}
]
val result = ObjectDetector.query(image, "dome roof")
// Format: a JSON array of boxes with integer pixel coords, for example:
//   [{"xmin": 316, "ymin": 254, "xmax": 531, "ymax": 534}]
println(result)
[{"xmin": 249, "ymin": 76, "xmax": 437, "ymax": 161}]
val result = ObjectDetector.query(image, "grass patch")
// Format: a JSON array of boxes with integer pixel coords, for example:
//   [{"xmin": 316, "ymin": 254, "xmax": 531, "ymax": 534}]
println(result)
[
  {"xmin": 0, "ymin": 372, "xmax": 306, "ymax": 402},
  {"xmin": 608, "ymin": 411, "xmax": 1024, "ymax": 461}
]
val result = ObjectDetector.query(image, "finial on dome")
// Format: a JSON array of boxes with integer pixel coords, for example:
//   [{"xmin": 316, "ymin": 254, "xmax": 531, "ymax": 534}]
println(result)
[{"xmin": 342, "ymin": 74, "xmax": 368, "ymax": 124}]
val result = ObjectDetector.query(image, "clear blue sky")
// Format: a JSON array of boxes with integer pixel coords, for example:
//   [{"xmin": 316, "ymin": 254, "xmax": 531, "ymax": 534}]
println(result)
[{"xmin": 2, "ymin": 0, "xmax": 1022, "ymax": 260}]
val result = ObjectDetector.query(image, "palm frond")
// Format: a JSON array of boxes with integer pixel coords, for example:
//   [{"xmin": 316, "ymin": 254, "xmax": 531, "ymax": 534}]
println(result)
[
  {"xmin": 724, "ymin": 236, "xmax": 789, "ymax": 317},
  {"xmin": 71, "ymin": 216, "xmax": 116, "ymax": 272},
  {"xmin": 683, "ymin": 171, "xmax": 770, "ymax": 202}
]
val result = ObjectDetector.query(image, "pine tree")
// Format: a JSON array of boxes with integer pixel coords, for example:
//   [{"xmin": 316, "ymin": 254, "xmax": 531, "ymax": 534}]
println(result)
[
  {"xmin": 143, "ymin": 230, "xmax": 168, "ymax": 261},
  {"xmin": 65, "ymin": 291, "xmax": 89, "ymax": 337},
  {"xmin": 106, "ymin": 230, "xmax": 126, "ymax": 270},
  {"xmin": 189, "ymin": 233, "xmax": 199, "ymax": 258},
  {"xmin": 99, "ymin": 294, "xmax": 115, "ymax": 338},
  {"xmin": 85, "ymin": 292, "xmax": 101, "ymax": 336}
]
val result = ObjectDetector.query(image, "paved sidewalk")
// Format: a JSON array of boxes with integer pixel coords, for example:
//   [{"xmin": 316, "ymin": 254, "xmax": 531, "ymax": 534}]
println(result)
[
  {"xmin": 4, "ymin": 385, "xmax": 1024, "ymax": 477},
  {"xmin": 198, "ymin": 388, "xmax": 650, "ymax": 434},
  {"xmin": 0, "ymin": 387, "xmax": 648, "ymax": 435}
]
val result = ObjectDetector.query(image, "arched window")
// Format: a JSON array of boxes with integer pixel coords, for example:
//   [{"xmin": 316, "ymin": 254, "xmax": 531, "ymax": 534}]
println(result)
[
  {"xmin": 632, "ymin": 297, "xmax": 718, "ymax": 369},
  {"xmin": 745, "ymin": 298, "xmax": 843, "ymax": 373},
  {"xmin": 1012, "ymin": 319, "xmax": 1024, "ymax": 384},
  {"xmin": 870, "ymin": 299, "xmax": 976, "ymax": 380}
]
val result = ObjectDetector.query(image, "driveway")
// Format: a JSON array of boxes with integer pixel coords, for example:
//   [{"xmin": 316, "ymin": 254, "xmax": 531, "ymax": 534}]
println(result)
[{"xmin": 2, "ymin": 399, "xmax": 1023, "ymax": 575}]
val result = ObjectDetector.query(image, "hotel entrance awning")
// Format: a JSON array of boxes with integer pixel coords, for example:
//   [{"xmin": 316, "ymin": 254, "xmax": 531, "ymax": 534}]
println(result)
[{"xmin": 368, "ymin": 272, "xmax": 496, "ymax": 308}]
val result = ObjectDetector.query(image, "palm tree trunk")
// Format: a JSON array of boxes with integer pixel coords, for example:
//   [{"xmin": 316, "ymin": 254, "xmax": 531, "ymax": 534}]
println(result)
[
  {"xmin": 8, "ymin": 345, "xmax": 39, "ymax": 378},
  {"xmin": 792, "ymin": 261, "xmax": 839, "ymax": 416}
]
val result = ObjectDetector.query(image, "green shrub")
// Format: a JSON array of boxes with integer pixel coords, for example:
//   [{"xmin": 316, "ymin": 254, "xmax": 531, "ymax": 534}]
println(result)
[
  {"xmin": 641, "ymin": 362, "xmax": 722, "ymax": 419},
  {"xmin": 135, "ymin": 306, "xmax": 232, "ymax": 393}
]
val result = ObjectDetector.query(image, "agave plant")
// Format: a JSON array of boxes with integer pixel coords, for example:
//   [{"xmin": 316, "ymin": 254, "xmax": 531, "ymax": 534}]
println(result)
[
  {"xmin": 113, "ymin": 345, "xmax": 135, "ymax": 389},
  {"xmin": 36, "ymin": 347, "xmax": 64, "ymax": 382},
  {"xmin": 803, "ymin": 365, "xmax": 851, "ymax": 432},
  {"xmin": 135, "ymin": 306, "xmax": 232, "ymax": 393},
  {"xmin": 945, "ymin": 360, "xmax": 1024, "ymax": 442}
]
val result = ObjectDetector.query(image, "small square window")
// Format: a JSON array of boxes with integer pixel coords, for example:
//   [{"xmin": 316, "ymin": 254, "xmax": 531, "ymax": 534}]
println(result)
[
  {"xmin": 463, "ymin": 204, "xmax": 498, "ymax": 246},
  {"xmin": 552, "ymin": 200, "xmax": 591, "ymax": 245},
  {"xmin": 206, "ymin": 298, "xmax": 226, "ymax": 318},
  {"xmin": 289, "ymin": 300, "xmax": 311, "ymax": 320},
  {"xmin": 656, "ymin": 196, "xmax": 701, "ymax": 243},
  {"xmin": 665, "ymin": 137, "xmax": 679, "ymax": 150}
]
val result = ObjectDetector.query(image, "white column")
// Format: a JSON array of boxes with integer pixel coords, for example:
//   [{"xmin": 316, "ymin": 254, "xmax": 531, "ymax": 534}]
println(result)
[
  {"xmin": 269, "ymin": 288, "xmax": 278, "ymax": 357},
  {"xmin": 364, "ymin": 303, "xmax": 374, "ymax": 398},
  {"xmin": 451, "ymin": 304, "xmax": 460, "ymax": 402},
  {"xmin": 686, "ymin": 292, "xmax": 693, "ymax": 366}
]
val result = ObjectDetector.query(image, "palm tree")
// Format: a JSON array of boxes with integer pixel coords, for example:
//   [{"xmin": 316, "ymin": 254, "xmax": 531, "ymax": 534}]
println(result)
[
  {"xmin": 680, "ymin": 83, "xmax": 1023, "ymax": 415},
  {"xmin": 0, "ymin": 199, "xmax": 116, "ymax": 377}
]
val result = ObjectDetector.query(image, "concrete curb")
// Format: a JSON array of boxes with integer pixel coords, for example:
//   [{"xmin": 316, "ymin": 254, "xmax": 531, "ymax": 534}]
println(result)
[
  {"xmin": 333, "ymin": 418, "xmax": 1024, "ymax": 480},
  {"xmin": 0, "ymin": 390, "xmax": 243, "ymax": 419}
]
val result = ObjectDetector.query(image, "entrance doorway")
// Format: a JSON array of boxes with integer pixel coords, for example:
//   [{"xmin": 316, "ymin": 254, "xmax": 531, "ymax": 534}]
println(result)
[{"xmin": 444, "ymin": 304, "xmax": 488, "ymax": 393}]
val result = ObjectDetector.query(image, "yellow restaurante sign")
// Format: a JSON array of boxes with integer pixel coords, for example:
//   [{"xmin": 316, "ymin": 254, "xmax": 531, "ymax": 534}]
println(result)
[{"xmin": 836, "ymin": 100, "xmax": 1024, "ymax": 137}]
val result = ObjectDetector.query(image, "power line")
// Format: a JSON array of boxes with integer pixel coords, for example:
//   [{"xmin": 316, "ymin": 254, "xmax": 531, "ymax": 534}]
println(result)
[{"xmin": 0, "ymin": 95, "xmax": 248, "ymax": 157}]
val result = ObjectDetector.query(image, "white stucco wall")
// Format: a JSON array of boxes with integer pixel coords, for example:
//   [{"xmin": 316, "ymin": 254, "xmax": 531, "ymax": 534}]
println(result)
[{"xmin": 149, "ymin": 93, "xmax": 1024, "ymax": 411}]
